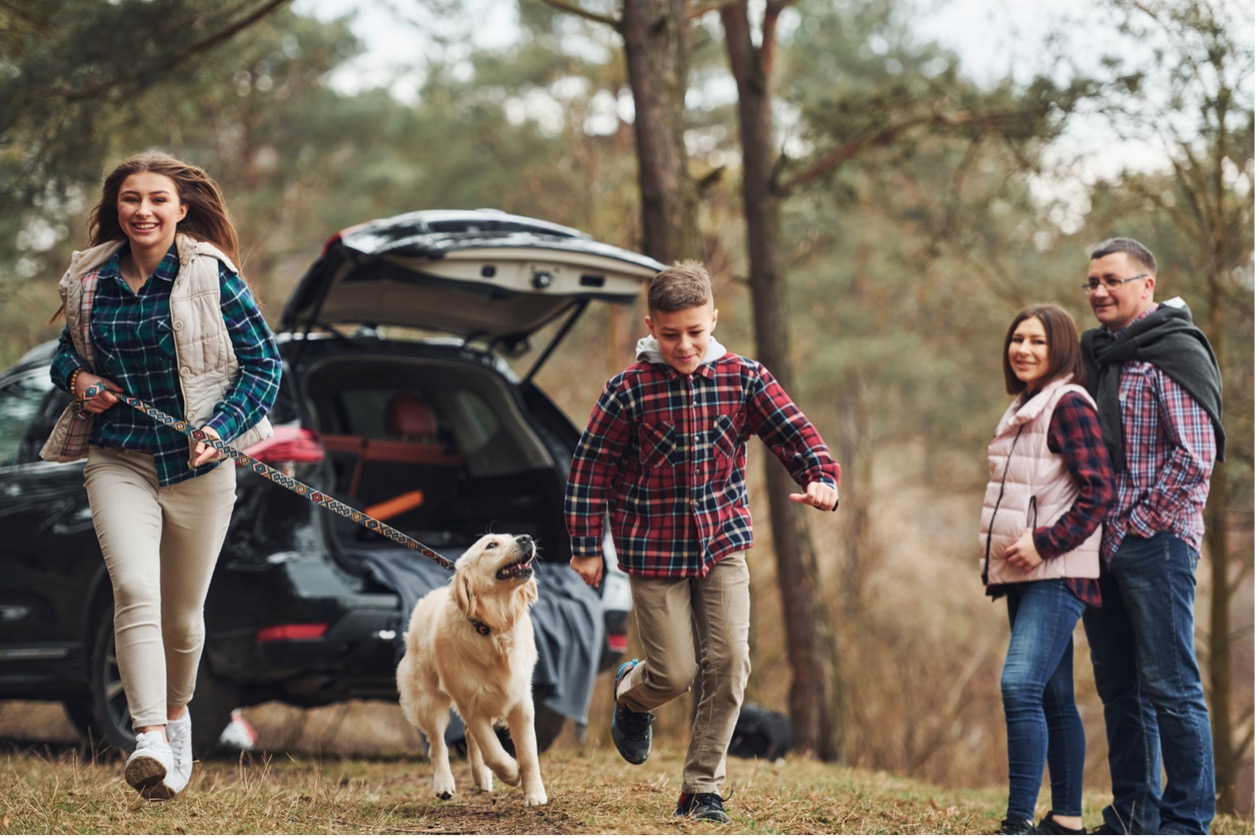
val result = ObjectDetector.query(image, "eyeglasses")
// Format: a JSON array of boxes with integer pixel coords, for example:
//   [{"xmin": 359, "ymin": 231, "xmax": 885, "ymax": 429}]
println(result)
[{"xmin": 1081, "ymin": 274, "xmax": 1149, "ymax": 293}]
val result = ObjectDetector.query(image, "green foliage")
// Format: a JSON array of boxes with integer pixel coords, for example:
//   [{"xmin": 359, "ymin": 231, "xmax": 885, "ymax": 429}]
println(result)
[
  {"xmin": 0, "ymin": 0, "xmax": 292, "ymax": 209},
  {"xmin": 0, "ymin": 0, "xmax": 645, "ymax": 364}
]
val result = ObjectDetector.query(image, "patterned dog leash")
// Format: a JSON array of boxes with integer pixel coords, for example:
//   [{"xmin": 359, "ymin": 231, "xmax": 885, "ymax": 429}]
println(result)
[{"xmin": 80, "ymin": 383, "xmax": 455, "ymax": 570}]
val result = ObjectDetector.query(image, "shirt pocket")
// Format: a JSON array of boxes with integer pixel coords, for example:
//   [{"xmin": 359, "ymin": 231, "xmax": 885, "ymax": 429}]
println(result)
[
  {"xmin": 148, "ymin": 315, "xmax": 177, "ymax": 361},
  {"xmin": 638, "ymin": 421, "xmax": 678, "ymax": 469},
  {"xmin": 711, "ymin": 415, "xmax": 739, "ymax": 464}
]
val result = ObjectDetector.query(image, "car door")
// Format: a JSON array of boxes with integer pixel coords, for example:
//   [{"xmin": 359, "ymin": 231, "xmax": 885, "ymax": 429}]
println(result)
[{"xmin": 0, "ymin": 364, "xmax": 108, "ymax": 691}]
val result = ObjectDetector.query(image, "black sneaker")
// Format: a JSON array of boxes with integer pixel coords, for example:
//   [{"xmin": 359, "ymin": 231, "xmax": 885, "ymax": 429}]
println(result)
[
  {"xmin": 610, "ymin": 659, "xmax": 654, "ymax": 765},
  {"xmin": 676, "ymin": 792, "xmax": 732, "ymax": 824},
  {"xmin": 997, "ymin": 818, "xmax": 1033, "ymax": 835},
  {"xmin": 1030, "ymin": 816, "xmax": 1086, "ymax": 835}
]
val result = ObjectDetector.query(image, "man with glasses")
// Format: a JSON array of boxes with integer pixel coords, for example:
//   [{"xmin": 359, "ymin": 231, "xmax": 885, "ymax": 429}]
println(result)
[{"xmin": 1078, "ymin": 237, "xmax": 1225, "ymax": 835}]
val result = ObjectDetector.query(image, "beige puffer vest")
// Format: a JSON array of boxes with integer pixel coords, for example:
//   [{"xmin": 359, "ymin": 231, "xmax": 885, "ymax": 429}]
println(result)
[
  {"xmin": 979, "ymin": 376, "xmax": 1101, "ymax": 585},
  {"xmin": 41, "ymin": 234, "xmax": 273, "ymax": 464}
]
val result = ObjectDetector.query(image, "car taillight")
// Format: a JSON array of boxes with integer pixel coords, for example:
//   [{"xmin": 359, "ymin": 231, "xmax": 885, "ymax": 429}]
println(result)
[
  {"xmin": 243, "ymin": 426, "xmax": 325, "ymax": 464},
  {"xmin": 256, "ymin": 624, "xmax": 328, "ymax": 642},
  {"xmin": 606, "ymin": 633, "xmax": 628, "ymax": 653}
]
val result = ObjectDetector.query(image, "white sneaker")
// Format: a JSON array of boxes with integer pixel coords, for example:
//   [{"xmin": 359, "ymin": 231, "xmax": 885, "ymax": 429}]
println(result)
[
  {"xmin": 161, "ymin": 711, "xmax": 194, "ymax": 797},
  {"xmin": 125, "ymin": 731, "xmax": 174, "ymax": 800}
]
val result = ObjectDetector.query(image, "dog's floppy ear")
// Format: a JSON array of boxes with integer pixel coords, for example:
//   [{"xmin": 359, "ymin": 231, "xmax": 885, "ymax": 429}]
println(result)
[
  {"xmin": 454, "ymin": 565, "xmax": 477, "ymax": 617},
  {"xmin": 522, "ymin": 576, "xmax": 539, "ymax": 606}
]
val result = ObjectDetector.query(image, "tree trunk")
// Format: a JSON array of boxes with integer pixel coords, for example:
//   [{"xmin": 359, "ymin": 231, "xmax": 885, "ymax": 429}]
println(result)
[
  {"xmin": 1207, "ymin": 462, "xmax": 1233, "ymax": 811},
  {"xmin": 719, "ymin": 1, "xmax": 843, "ymax": 762},
  {"xmin": 621, "ymin": 0, "xmax": 701, "ymax": 264},
  {"xmin": 1204, "ymin": 273, "xmax": 1235, "ymax": 813}
]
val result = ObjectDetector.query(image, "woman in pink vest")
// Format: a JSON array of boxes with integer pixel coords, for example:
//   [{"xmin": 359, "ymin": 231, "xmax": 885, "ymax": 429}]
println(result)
[{"xmin": 980, "ymin": 304, "xmax": 1115, "ymax": 835}]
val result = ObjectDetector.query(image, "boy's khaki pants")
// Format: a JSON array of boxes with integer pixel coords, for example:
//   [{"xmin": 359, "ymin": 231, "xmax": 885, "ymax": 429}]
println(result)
[
  {"xmin": 619, "ymin": 551, "xmax": 751, "ymax": 794},
  {"xmin": 84, "ymin": 447, "xmax": 236, "ymax": 729}
]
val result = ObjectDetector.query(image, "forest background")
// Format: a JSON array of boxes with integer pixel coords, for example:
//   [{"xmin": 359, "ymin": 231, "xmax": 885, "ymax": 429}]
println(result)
[{"xmin": 0, "ymin": 0, "xmax": 1252, "ymax": 817}]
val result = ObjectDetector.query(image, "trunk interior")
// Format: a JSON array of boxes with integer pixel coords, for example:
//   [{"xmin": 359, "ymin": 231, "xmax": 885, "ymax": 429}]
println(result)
[{"xmin": 301, "ymin": 353, "xmax": 571, "ymax": 566}]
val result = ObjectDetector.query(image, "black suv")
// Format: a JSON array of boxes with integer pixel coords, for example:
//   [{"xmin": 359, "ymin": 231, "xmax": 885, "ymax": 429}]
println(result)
[{"xmin": 0, "ymin": 209, "xmax": 657, "ymax": 755}]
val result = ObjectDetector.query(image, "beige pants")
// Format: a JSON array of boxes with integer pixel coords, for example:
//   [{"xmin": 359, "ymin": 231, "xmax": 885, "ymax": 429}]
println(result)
[
  {"xmin": 83, "ymin": 447, "xmax": 236, "ymax": 729},
  {"xmin": 620, "ymin": 551, "xmax": 751, "ymax": 794}
]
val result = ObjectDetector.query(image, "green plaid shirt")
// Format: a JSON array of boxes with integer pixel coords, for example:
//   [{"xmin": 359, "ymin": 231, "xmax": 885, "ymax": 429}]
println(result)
[{"xmin": 51, "ymin": 244, "xmax": 280, "ymax": 485}]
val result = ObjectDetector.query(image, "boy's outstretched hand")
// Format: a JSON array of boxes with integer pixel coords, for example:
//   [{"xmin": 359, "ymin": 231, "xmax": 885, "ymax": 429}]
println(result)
[
  {"xmin": 789, "ymin": 481, "xmax": 839, "ymax": 512},
  {"xmin": 571, "ymin": 554, "xmax": 603, "ymax": 587}
]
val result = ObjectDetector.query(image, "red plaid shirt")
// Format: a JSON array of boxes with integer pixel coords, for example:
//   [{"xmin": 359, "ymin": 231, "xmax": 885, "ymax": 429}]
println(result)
[
  {"xmin": 565, "ymin": 352, "xmax": 840, "ymax": 578},
  {"xmin": 1101, "ymin": 305, "xmax": 1217, "ymax": 561}
]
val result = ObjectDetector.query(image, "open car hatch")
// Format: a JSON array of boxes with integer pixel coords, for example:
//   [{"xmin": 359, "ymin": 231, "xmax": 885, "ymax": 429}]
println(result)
[{"xmin": 281, "ymin": 209, "xmax": 664, "ymax": 360}]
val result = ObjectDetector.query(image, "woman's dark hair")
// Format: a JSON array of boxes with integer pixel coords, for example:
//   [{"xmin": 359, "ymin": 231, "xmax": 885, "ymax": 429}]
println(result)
[
  {"xmin": 1002, "ymin": 303, "xmax": 1086, "ymax": 395},
  {"xmin": 89, "ymin": 151, "xmax": 241, "ymax": 267}
]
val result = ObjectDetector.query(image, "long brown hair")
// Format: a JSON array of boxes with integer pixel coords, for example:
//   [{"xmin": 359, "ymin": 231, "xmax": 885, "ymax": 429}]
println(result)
[
  {"xmin": 1001, "ymin": 303, "xmax": 1086, "ymax": 396},
  {"xmin": 51, "ymin": 151, "xmax": 242, "ymax": 323},
  {"xmin": 90, "ymin": 151, "xmax": 241, "ymax": 264}
]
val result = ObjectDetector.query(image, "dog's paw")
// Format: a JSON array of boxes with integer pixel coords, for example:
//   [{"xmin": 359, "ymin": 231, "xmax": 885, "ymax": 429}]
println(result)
[
  {"xmin": 473, "ymin": 767, "xmax": 493, "ymax": 793},
  {"xmin": 432, "ymin": 772, "xmax": 456, "ymax": 800},
  {"xmin": 523, "ymin": 788, "xmax": 548, "ymax": 807}
]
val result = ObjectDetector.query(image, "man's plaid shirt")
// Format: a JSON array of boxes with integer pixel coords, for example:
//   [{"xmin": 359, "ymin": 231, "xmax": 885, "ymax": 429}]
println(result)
[
  {"xmin": 51, "ymin": 245, "xmax": 280, "ymax": 486},
  {"xmin": 1101, "ymin": 305, "xmax": 1216, "ymax": 561},
  {"xmin": 565, "ymin": 352, "xmax": 840, "ymax": 578}
]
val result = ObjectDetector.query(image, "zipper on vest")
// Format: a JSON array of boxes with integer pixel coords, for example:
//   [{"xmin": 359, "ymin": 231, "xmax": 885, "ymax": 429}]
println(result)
[{"xmin": 983, "ymin": 424, "xmax": 1026, "ymax": 586}]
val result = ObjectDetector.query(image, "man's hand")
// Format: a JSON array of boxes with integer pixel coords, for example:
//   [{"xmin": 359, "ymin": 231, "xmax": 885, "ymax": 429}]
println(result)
[
  {"xmin": 570, "ymin": 554, "xmax": 603, "ymax": 587},
  {"xmin": 788, "ymin": 481, "xmax": 839, "ymax": 512}
]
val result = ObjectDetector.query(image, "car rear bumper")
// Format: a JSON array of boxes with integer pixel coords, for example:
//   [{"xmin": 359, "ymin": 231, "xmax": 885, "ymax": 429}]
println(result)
[{"xmin": 0, "ymin": 643, "xmax": 86, "ymax": 699}]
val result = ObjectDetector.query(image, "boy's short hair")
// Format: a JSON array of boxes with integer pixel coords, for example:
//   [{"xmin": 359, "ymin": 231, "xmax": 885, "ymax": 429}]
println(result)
[{"xmin": 648, "ymin": 260, "xmax": 713, "ymax": 313}]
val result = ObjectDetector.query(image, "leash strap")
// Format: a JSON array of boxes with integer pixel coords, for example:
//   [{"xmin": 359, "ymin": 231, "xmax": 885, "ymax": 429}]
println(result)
[{"xmin": 80, "ymin": 383, "xmax": 455, "ymax": 570}]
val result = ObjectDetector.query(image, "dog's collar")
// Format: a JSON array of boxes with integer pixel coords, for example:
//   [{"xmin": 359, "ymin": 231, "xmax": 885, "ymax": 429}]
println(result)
[{"xmin": 468, "ymin": 617, "xmax": 492, "ymax": 636}]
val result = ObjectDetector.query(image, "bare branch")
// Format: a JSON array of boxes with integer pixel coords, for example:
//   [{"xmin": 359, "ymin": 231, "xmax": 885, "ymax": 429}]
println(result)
[
  {"xmin": 541, "ymin": 0, "xmax": 620, "ymax": 29},
  {"xmin": 686, "ymin": 0, "xmax": 739, "ymax": 21},
  {"xmin": 0, "ymin": 0, "xmax": 49, "ymax": 31}
]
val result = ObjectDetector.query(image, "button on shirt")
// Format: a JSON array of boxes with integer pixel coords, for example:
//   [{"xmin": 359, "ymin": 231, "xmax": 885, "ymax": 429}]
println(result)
[
  {"xmin": 565, "ymin": 353, "xmax": 841, "ymax": 578},
  {"xmin": 51, "ymin": 245, "xmax": 281, "ymax": 486}
]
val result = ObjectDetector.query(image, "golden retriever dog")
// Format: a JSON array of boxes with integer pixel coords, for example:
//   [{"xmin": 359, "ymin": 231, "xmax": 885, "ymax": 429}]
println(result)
[{"xmin": 396, "ymin": 533, "xmax": 547, "ymax": 806}]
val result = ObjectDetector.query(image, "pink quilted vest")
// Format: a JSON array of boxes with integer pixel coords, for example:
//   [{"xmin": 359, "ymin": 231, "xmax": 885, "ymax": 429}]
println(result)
[{"xmin": 979, "ymin": 376, "xmax": 1101, "ymax": 584}]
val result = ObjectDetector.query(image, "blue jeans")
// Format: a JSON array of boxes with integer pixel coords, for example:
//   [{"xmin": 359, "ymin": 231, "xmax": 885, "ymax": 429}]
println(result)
[
  {"xmin": 1082, "ymin": 532, "xmax": 1215, "ymax": 834},
  {"xmin": 1002, "ymin": 579, "xmax": 1088, "ymax": 822}
]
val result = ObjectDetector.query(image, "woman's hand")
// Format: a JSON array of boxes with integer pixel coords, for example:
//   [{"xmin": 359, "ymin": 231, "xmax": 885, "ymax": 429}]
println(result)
[
  {"xmin": 192, "ymin": 426, "xmax": 223, "ymax": 467},
  {"xmin": 1004, "ymin": 528, "xmax": 1044, "ymax": 572},
  {"xmin": 76, "ymin": 374, "xmax": 121, "ymax": 414},
  {"xmin": 789, "ymin": 481, "xmax": 839, "ymax": 512}
]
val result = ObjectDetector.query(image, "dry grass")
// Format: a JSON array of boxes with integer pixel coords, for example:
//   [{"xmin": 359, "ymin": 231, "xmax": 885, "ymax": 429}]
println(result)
[{"xmin": 1, "ymin": 702, "xmax": 1254, "ymax": 835}]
